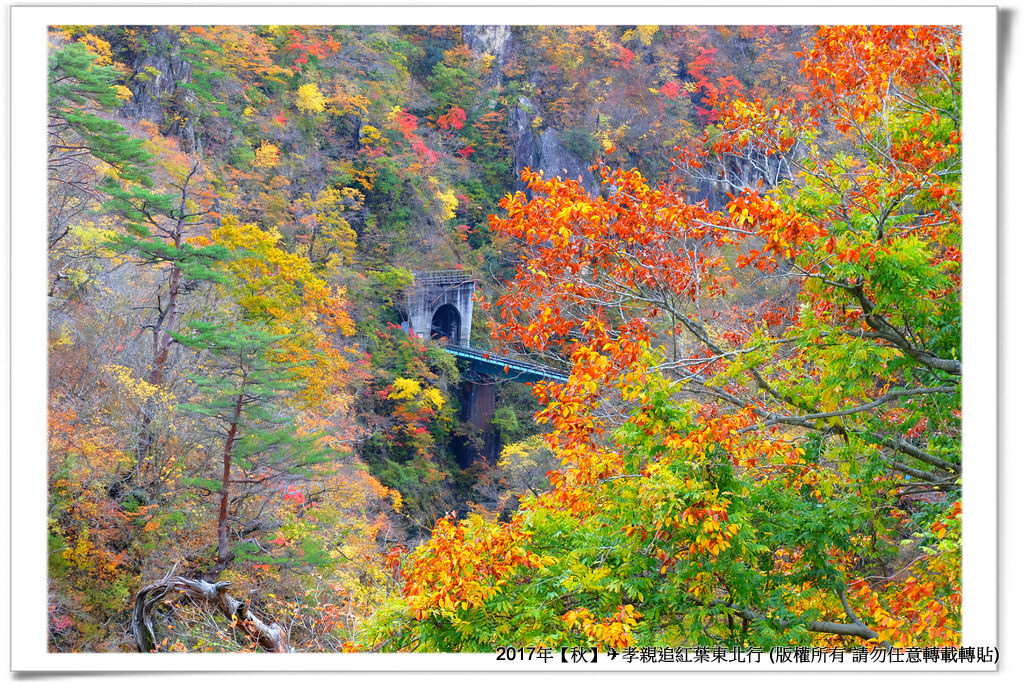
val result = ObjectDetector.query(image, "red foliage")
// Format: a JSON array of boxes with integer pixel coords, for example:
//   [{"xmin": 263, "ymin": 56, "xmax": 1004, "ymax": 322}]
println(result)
[
  {"xmin": 613, "ymin": 46, "xmax": 635, "ymax": 69},
  {"xmin": 659, "ymin": 80, "xmax": 681, "ymax": 98},
  {"xmin": 437, "ymin": 106, "xmax": 467, "ymax": 131},
  {"xmin": 285, "ymin": 29, "xmax": 341, "ymax": 69}
]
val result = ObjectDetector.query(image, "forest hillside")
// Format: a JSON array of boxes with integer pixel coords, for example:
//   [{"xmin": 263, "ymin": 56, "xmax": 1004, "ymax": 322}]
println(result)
[{"xmin": 46, "ymin": 25, "xmax": 962, "ymax": 653}]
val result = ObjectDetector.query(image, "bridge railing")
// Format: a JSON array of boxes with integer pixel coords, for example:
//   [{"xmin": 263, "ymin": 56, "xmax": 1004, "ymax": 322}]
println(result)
[
  {"xmin": 413, "ymin": 270, "xmax": 475, "ymax": 286},
  {"xmin": 446, "ymin": 343, "xmax": 570, "ymax": 383}
]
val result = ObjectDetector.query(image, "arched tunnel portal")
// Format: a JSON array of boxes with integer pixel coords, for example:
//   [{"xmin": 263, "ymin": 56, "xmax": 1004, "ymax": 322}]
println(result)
[{"xmin": 430, "ymin": 303, "xmax": 462, "ymax": 343}]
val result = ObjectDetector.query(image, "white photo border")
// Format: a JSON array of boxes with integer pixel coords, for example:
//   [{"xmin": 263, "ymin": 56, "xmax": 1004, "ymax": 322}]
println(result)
[{"xmin": 9, "ymin": 2, "xmax": 999, "ymax": 672}]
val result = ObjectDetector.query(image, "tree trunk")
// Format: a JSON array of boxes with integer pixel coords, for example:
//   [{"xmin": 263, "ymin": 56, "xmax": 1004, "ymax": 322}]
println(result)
[
  {"xmin": 210, "ymin": 388, "xmax": 246, "ymax": 580},
  {"xmin": 127, "ymin": 261, "xmax": 182, "ymax": 489},
  {"xmin": 132, "ymin": 166, "xmax": 195, "ymax": 487}
]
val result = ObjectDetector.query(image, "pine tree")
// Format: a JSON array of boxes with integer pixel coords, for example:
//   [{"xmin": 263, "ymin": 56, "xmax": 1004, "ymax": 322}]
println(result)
[
  {"xmin": 47, "ymin": 40, "xmax": 155, "ymax": 296},
  {"xmin": 173, "ymin": 320, "xmax": 331, "ymax": 579},
  {"xmin": 102, "ymin": 162, "xmax": 232, "ymax": 492},
  {"xmin": 48, "ymin": 41, "xmax": 152, "ymax": 193},
  {"xmin": 50, "ymin": 41, "xmax": 232, "ymax": 492}
]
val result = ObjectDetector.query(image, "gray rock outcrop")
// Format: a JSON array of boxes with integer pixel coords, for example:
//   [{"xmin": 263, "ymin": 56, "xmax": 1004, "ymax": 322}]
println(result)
[
  {"xmin": 537, "ymin": 127, "xmax": 599, "ymax": 196},
  {"xmin": 461, "ymin": 25, "xmax": 514, "ymax": 86},
  {"xmin": 121, "ymin": 28, "xmax": 200, "ymax": 154}
]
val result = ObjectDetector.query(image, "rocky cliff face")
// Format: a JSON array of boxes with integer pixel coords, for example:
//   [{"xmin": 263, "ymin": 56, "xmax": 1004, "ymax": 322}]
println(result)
[
  {"xmin": 508, "ymin": 97, "xmax": 536, "ymax": 193},
  {"xmin": 461, "ymin": 24, "xmax": 513, "ymax": 86},
  {"xmin": 538, "ymin": 127, "xmax": 599, "ymax": 195},
  {"xmin": 508, "ymin": 98, "xmax": 599, "ymax": 196},
  {"xmin": 461, "ymin": 25, "xmax": 598, "ymax": 196},
  {"xmin": 121, "ymin": 28, "xmax": 199, "ymax": 153}
]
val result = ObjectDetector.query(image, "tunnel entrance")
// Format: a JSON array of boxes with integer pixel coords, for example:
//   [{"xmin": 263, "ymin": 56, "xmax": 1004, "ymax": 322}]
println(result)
[{"xmin": 431, "ymin": 304, "xmax": 462, "ymax": 342}]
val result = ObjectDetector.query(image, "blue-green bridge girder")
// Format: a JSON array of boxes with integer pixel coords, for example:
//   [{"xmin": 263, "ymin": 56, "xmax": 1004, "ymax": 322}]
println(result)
[{"xmin": 445, "ymin": 344, "xmax": 569, "ymax": 384}]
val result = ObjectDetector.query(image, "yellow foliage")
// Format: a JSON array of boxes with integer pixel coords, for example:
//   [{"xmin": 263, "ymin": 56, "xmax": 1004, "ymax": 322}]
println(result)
[
  {"xmin": 422, "ymin": 387, "xmax": 445, "ymax": 410},
  {"xmin": 70, "ymin": 219, "xmax": 117, "ymax": 252},
  {"xmin": 64, "ymin": 527, "xmax": 98, "ymax": 572},
  {"xmin": 52, "ymin": 322, "xmax": 74, "ymax": 348},
  {"xmin": 61, "ymin": 525, "xmax": 123, "ymax": 580},
  {"xmin": 103, "ymin": 364, "xmax": 175, "ymax": 406},
  {"xmin": 211, "ymin": 216, "xmax": 356, "ymax": 409},
  {"xmin": 497, "ymin": 435, "xmax": 556, "ymax": 497},
  {"xmin": 498, "ymin": 438, "xmax": 544, "ymax": 472},
  {"xmin": 253, "ymin": 141, "xmax": 281, "ymax": 168},
  {"xmin": 441, "ymin": 45, "xmax": 470, "ymax": 68},
  {"xmin": 297, "ymin": 186, "xmax": 363, "ymax": 265},
  {"xmin": 113, "ymin": 85, "xmax": 133, "ymax": 102},
  {"xmin": 329, "ymin": 89, "xmax": 371, "ymax": 117},
  {"xmin": 212, "ymin": 217, "xmax": 308, "ymax": 316},
  {"xmin": 436, "ymin": 188, "xmax": 458, "ymax": 222},
  {"xmin": 296, "ymin": 82, "xmax": 327, "ymax": 114},
  {"xmin": 388, "ymin": 377, "xmax": 422, "ymax": 402},
  {"xmin": 359, "ymin": 125, "xmax": 383, "ymax": 146},
  {"xmin": 387, "ymin": 378, "xmax": 446, "ymax": 410},
  {"xmin": 622, "ymin": 25, "xmax": 659, "ymax": 46},
  {"xmin": 78, "ymin": 33, "xmax": 113, "ymax": 65},
  {"xmin": 49, "ymin": 28, "xmax": 73, "ymax": 44},
  {"xmin": 350, "ymin": 164, "xmax": 377, "ymax": 191}
]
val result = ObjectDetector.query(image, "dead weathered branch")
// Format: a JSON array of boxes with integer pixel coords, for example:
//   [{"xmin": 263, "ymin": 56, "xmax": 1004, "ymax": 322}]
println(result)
[{"xmin": 132, "ymin": 575, "xmax": 290, "ymax": 653}]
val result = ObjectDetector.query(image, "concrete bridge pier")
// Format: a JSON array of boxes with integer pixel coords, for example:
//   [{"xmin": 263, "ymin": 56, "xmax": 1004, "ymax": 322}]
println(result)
[{"xmin": 457, "ymin": 380, "xmax": 498, "ymax": 468}]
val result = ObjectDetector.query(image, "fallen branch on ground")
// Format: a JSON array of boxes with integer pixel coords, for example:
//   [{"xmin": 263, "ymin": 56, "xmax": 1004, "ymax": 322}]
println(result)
[{"xmin": 132, "ymin": 574, "xmax": 290, "ymax": 653}]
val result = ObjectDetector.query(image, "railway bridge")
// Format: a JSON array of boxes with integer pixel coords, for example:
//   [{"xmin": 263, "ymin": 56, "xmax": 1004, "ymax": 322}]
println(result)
[{"xmin": 401, "ymin": 270, "xmax": 568, "ymax": 465}]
